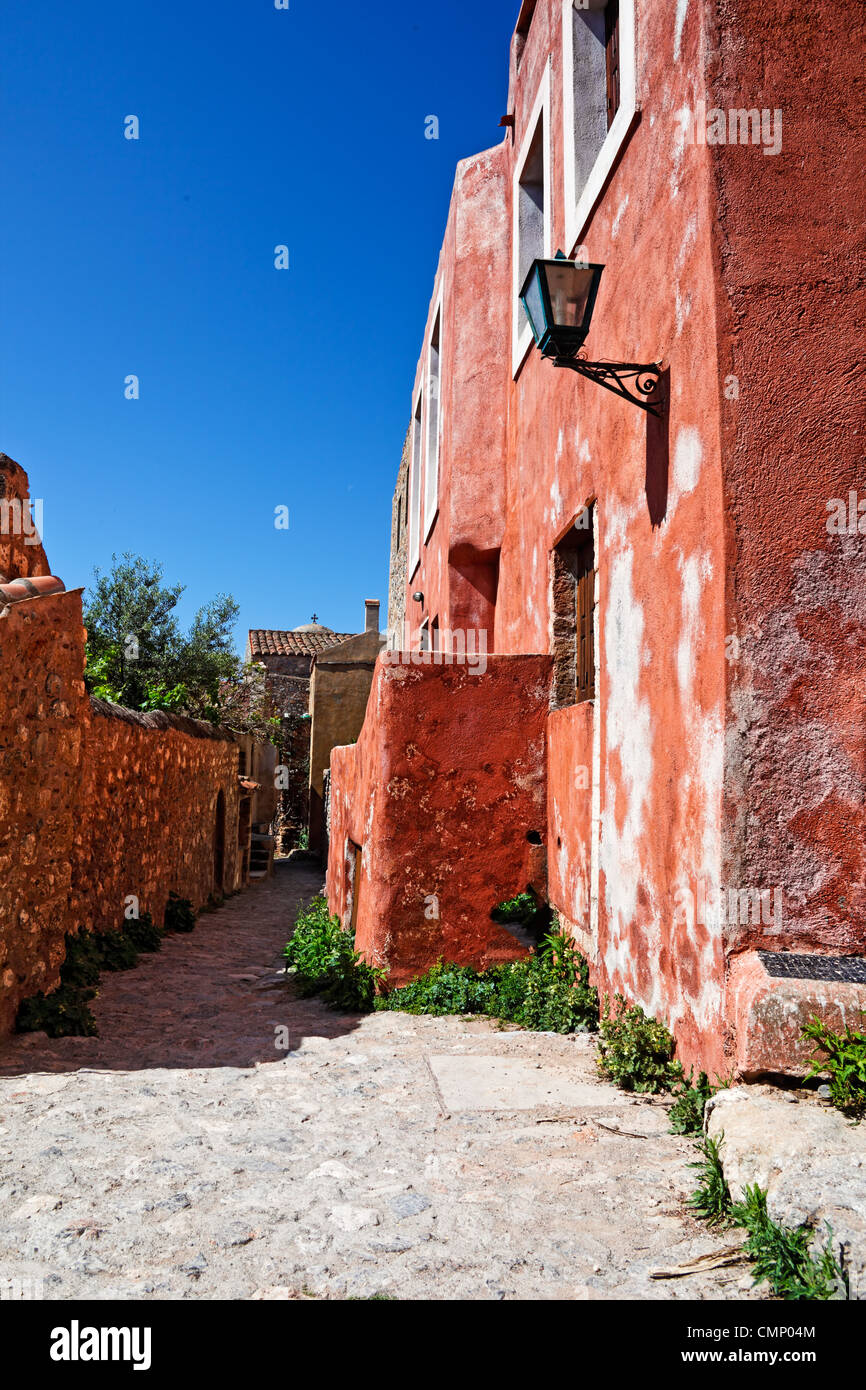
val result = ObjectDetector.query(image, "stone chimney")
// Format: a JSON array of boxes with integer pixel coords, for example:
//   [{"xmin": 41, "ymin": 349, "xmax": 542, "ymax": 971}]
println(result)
[{"xmin": 365, "ymin": 600, "xmax": 380, "ymax": 634}]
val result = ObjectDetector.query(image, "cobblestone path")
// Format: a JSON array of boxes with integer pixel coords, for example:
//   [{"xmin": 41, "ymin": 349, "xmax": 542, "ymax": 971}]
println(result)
[{"xmin": 0, "ymin": 861, "xmax": 760, "ymax": 1300}]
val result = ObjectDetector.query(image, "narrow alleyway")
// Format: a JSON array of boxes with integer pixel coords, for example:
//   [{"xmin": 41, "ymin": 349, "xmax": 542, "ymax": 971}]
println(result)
[{"xmin": 0, "ymin": 862, "xmax": 761, "ymax": 1300}]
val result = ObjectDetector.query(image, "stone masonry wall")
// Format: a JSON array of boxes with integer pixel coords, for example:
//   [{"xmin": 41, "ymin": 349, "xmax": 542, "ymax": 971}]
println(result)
[
  {"xmin": 76, "ymin": 701, "xmax": 241, "ymax": 936},
  {"xmin": 0, "ymin": 478, "xmax": 253, "ymax": 1038},
  {"xmin": 0, "ymin": 589, "xmax": 88, "ymax": 1037},
  {"xmin": 0, "ymin": 452, "xmax": 51, "ymax": 582}
]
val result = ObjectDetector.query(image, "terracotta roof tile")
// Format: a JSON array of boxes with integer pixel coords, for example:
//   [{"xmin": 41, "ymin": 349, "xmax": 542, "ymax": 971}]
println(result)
[{"xmin": 248, "ymin": 629, "xmax": 355, "ymax": 658}]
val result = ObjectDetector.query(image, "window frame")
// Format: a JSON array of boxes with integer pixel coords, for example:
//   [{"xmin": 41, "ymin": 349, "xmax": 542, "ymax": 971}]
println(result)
[
  {"xmin": 561, "ymin": 0, "xmax": 637, "ymax": 256},
  {"xmin": 575, "ymin": 535, "xmax": 596, "ymax": 702},
  {"xmin": 605, "ymin": 0, "xmax": 621, "ymax": 128},
  {"xmin": 424, "ymin": 295, "xmax": 443, "ymax": 541},
  {"xmin": 512, "ymin": 62, "xmax": 552, "ymax": 376},
  {"xmin": 551, "ymin": 506, "xmax": 596, "ymax": 709},
  {"xmin": 408, "ymin": 387, "xmax": 424, "ymax": 580}
]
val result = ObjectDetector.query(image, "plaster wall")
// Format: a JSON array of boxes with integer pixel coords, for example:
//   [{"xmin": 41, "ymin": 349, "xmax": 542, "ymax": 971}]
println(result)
[
  {"xmin": 708, "ymin": 0, "xmax": 866, "ymax": 957},
  {"xmin": 346, "ymin": 0, "xmax": 866, "ymax": 1071},
  {"xmin": 327, "ymin": 654, "xmax": 553, "ymax": 984},
  {"xmin": 308, "ymin": 630, "xmax": 384, "ymax": 854}
]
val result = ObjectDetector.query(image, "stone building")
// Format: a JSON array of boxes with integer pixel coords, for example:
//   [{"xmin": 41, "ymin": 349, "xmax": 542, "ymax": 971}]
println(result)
[
  {"xmin": 327, "ymin": 0, "xmax": 866, "ymax": 1076},
  {"xmin": 235, "ymin": 733, "xmax": 279, "ymax": 880},
  {"xmin": 245, "ymin": 623, "xmax": 354, "ymax": 854},
  {"xmin": 246, "ymin": 606, "xmax": 385, "ymax": 860},
  {"xmin": 307, "ymin": 601, "xmax": 384, "ymax": 857}
]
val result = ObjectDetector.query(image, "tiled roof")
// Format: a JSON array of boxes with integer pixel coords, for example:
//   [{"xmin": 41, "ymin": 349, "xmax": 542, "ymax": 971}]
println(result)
[{"xmin": 248, "ymin": 628, "xmax": 355, "ymax": 658}]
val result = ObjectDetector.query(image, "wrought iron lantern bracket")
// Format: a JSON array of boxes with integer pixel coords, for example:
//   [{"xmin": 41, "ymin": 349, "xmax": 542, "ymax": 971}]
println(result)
[{"xmin": 545, "ymin": 351, "xmax": 664, "ymax": 416}]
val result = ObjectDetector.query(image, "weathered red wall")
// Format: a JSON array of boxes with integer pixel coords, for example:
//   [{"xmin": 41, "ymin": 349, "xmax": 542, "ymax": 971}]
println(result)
[
  {"xmin": 728, "ymin": 952, "xmax": 866, "ymax": 1080},
  {"xmin": 327, "ymin": 654, "xmax": 553, "ymax": 984},
  {"xmin": 547, "ymin": 703, "xmax": 595, "ymax": 954},
  {"xmin": 378, "ymin": 0, "xmax": 866, "ymax": 1073},
  {"xmin": 400, "ymin": 0, "xmax": 731, "ymax": 1070},
  {"xmin": 709, "ymin": 0, "xmax": 866, "ymax": 956},
  {"xmin": 506, "ymin": 0, "xmax": 732, "ymax": 1072},
  {"xmin": 404, "ymin": 143, "xmax": 511, "ymax": 638}
]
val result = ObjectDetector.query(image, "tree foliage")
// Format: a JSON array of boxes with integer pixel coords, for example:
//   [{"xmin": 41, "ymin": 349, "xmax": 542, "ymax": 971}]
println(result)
[{"xmin": 83, "ymin": 552, "xmax": 278, "ymax": 738}]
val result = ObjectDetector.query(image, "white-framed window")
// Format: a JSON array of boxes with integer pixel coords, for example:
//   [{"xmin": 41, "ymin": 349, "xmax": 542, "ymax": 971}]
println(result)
[
  {"xmin": 408, "ymin": 388, "xmax": 423, "ymax": 579},
  {"xmin": 512, "ymin": 62, "xmax": 552, "ymax": 375},
  {"xmin": 424, "ymin": 300, "xmax": 442, "ymax": 539},
  {"xmin": 562, "ymin": 0, "xmax": 637, "ymax": 254}
]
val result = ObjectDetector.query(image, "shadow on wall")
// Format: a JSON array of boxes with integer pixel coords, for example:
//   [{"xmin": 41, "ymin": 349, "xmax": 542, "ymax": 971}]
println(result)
[{"xmin": 645, "ymin": 366, "xmax": 671, "ymax": 528}]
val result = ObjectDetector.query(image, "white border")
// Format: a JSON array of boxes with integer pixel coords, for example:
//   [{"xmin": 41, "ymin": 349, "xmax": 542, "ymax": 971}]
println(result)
[
  {"xmin": 561, "ymin": 0, "xmax": 637, "ymax": 255},
  {"xmin": 589, "ymin": 501, "xmax": 601, "ymax": 956},
  {"xmin": 408, "ymin": 387, "xmax": 423, "ymax": 580},
  {"xmin": 512, "ymin": 61, "xmax": 552, "ymax": 376},
  {"xmin": 423, "ymin": 291, "xmax": 443, "ymax": 541}
]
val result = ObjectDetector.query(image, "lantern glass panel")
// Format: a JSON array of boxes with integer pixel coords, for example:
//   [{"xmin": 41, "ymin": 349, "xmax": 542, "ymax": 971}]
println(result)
[
  {"xmin": 521, "ymin": 266, "xmax": 546, "ymax": 344},
  {"xmin": 547, "ymin": 262, "xmax": 597, "ymax": 333}
]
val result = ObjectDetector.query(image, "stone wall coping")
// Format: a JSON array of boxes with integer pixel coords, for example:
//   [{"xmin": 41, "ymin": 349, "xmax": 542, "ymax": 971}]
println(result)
[{"xmin": 89, "ymin": 695, "xmax": 239, "ymax": 743}]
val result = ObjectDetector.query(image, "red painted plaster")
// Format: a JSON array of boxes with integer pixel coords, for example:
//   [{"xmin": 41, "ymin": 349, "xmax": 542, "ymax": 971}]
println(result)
[
  {"xmin": 728, "ymin": 952, "xmax": 866, "ymax": 1080},
  {"xmin": 332, "ymin": 0, "xmax": 866, "ymax": 1074},
  {"xmin": 327, "ymin": 655, "xmax": 552, "ymax": 984}
]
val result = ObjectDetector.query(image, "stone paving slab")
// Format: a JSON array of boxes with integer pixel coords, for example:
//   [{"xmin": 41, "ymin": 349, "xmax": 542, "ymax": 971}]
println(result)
[
  {"xmin": 0, "ymin": 863, "xmax": 764, "ymax": 1301},
  {"xmin": 428, "ymin": 1055, "xmax": 623, "ymax": 1112},
  {"xmin": 707, "ymin": 1085, "xmax": 866, "ymax": 1298}
]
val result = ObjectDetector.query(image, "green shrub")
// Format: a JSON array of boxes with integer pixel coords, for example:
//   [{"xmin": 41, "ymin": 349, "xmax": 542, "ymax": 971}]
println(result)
[
  {"xmin": 802, "ymin": 1016, "xmax": 866, "ymax": 1117},
  {"xmin": 165, "ymin": 893, "xmax": 197, "ymax": 934},
  {"xmin": 283, "ymin": 896, "xmax": 384, "ymax": 1012},
  {"xmin": 596, "ymin": 995, "xmax": 677, "ymax": 1093},
  {"xmin": 16, "ymin": 907, "xmax": 179, "ymax": 1040},
  {"xmin": 491, "ymin": 891, "xmax": 537, "ymax": 923},
  {"xmin": 688, "ymin": 1141, "xmax": 848, "ymax": 1299},
  {"xmin": 16, "ymin": 925, "xmax": 104, "ymax": 1038},
  {"xmin": 376, "ymin": 930, "xmax": 598, "ymax": 1035},
  {"xmin": 123, "ymin": 911, "xmax": 163, "ymax": 953},
  {"xmin": 94, "ymin": 927, "xmax": 139, "ymax": 972},
  {"xmin": 16, "ymin": 983, "xmax": 98, "ymax": 1038},
  {"xmin": 688, "ymin": 1134, "xmax": 732, "ymax": 1225},
  {"xmin": 284, "ymin": 896, "xmax": 342, "ymax": 993},
  {"xmin": 15, "ymin": 922, "xmax": 128, "ymax": 1038},
  {"xmin": 375, "ymin": 960, "xmax": 501, "ymax": 1018},
  {"xmin": 731, "ymin": 1185, "xmax": 847, "ymax": 1301},
  {"xmin": 669, "ymin": 1069, "xmax": 717, "ymax": 1135},
  {"xmin": 61, "ymin": 929, "xmax": 103, "ymax": 989},
  {"xmin": 500, "ymin": 931, "xmax": 598, "ymax": 1032}
]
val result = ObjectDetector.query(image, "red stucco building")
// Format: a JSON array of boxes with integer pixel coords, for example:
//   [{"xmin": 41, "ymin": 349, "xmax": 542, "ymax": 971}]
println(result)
[{"xmin": 327, "ymin": 0, "xmax": 866, "ymax": 1076}]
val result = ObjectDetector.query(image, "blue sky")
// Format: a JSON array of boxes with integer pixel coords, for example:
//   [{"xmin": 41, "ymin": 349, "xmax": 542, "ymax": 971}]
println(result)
[{"xmin": 0, "ymin": 1, "xmax": 511, "ymax": 651}]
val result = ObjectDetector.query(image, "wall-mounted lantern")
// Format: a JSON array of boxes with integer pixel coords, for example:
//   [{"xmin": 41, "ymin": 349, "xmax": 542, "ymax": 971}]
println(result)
[{"xmin": 519, "ymin": 254, "xmax": 663, "ymax": 415}]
